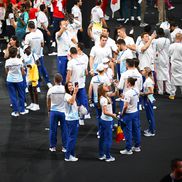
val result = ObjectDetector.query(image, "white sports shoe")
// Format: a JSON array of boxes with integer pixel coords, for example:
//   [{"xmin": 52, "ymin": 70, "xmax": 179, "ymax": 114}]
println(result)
[
  {"xmin": 105, "ymin": 156, "xmax": 115, "ymax": 162},
  {"xmin": 117, "ymin": 18, "xmax": 125, "ymax": 21},
  {"xmin": 84, "ymin": 113, "xmax": 91, "ymax": 119},
  {"xmin": 105, "ymin": 14, "xmax": 110, "ymax": 20},
  {"xmin": 30, "ymin": 104, "xmax": 40, "ymax": 111},
  {"xmin": 47, "ymin": 83, "xmax": 53, "ymax": 88},
  {"xmin": 132, "ymin": 147, "xmax": 141, "ymax": 152},
  {"xmin": 62, "ymin": 147, "xmax": 67, "ymax": 153},
  {"xmin": 140, "ymin": 23, "xmax": 148, "ymax": 27},
  {"xmin": 49, "ymin": 147, "xmax": 56, "ymax": 152},
  {"xmin": 131, "ymin": 16, "xmax": 135, "ymax": 21},
  {"xmin": 137, "ymin": 16, "xmax": 141, "ymax": 21},
  {"xmin": 144, "ymin": 131, "xmax": 155, "ymax": 137},
  {"xmin": 124, "ymin": 18, "xmax": 129, "ymax": 24},
  {"xmin": 25, "ymin": 87, "xmax": 29, "ymax": 93},
  {"xmin": 51, "ymin": 41, "xmax": 56, "ymax": 47},
  {"xmin": 20, "ymin": 109, "xmax": 29, "ymax": 115},
  {"xmin": 65, "ymin": 155, "xmax": 78, "ymax": 162},
  {"xmin": 99, "ymin": 155, "xmax": 106, "ymax": 160},
  {"xmin": 37, "ymin": 87, "xmax": 41, "ymax": 93},
  {"xmin": 79, "ymin": 119, "xmax": 85, "ymax": 126},
  {"xmin": 11, "ymin": 112, "xmax": 19, "ymax": 117},
  {"xmin": 26, "ymin": 103, "xmax": 34, "ymax": 110},
  {"xmin": 48, "ymin": 52, "xmax": 57, "ymax": 56},
  {"xmin": 120, "ymin": 149, "xmax": 133, "ymax": 155}
]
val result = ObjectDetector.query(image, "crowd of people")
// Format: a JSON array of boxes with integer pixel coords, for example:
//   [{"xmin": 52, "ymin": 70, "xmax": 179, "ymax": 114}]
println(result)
[{"xmin": 0, "ymin": 0, "xmax": 182, "ymax": 163}]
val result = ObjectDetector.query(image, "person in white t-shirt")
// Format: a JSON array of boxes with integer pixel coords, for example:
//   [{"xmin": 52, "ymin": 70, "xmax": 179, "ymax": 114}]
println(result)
[
  {"xmin": 90, "ymin": 0, "xmax": 107, "ymax": 42},
  {"xmin": 90, "ymin": 34, "xmax": 112, "ymax": 75},
  {"xmin": 71, "ymin": 0, "xmax": 83, "ymax": 42},
  {"xmin": 66, "ymin": 47, "xmax": 89, "ymax": 126},
  {"xmin": 137, "ymin": 32, "xmax": 156, "ymax": 71},
  {"xmin": 117, "ymin": 26, "xmax": 136, "ymax": 57},
  {"xmin": 56, "ymin": 20, "xmax": 76, "ymax": 84},
  {"xmin": 117, "ymin": 59, "xmax": 143, "ymax": 110},
  {"xmin": 116, "ymin": 39, "xmax": 133, "ymax": 79},
  {"xmin": 25, "ymin": 21, "xmax": 52, "ymax": 90},
  {"xmin": 64, "ymin": 81, "xmax": 79, "ymax": 162},
  {"xmin": 141, "ymin": 67, "xmax": 156, "ymax": 137},
  {"xmin": 5, "ymin": 47, "xmax": 29, "ymax": 117},
  {"xmin": 98, "ymin": 83, "xmax": 117, "ymax": 162},
  {"xmin": 119, "ymin": 77, "xmax": 141, "ymax": 155},
  {"xmin": 47, "ymin": 73, "xmax": 68, "ymax": 152},
  {"xmin": 37, "ymin": 4, "xmax": 52, "ymax": 53}
]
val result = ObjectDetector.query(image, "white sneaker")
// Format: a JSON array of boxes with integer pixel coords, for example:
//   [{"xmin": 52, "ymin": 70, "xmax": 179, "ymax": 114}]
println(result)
[
  {"xmin": 124, "ymin": 18, "xmax": 129, "ymax": 24},
  {"xmin": 117, "ymin": 18, "xmax": 125, "ymax": 21},
  {"xmin": 105, "ymin": 14, "xmax": 110, "ymax": 20},
  {"xmin": 37, "ymin": 87, "xmax": 41, "ymax": 93},
  {"xmin": 131, "ymin": 16, "xmax": 135, "ymax": 21},
  {"xmin": 84, "ymin": 113, "xmax": 91, "ymax": 119},
  {"xmin": 137, "ymin": 16, "xmax": 141, "ymax": 21},
  {"xmin": 153, "ymin": 106, "xmax": 157, "ymax": 110},
  {"xmin": 11, "ymin": 112, "xmax": 19, "ymax": 117},
  {"xmin": 58, "ymin": 121, "xmax": 61, "ymax": 126},
  {"xmin": 168, "ymin": 6, "xmax": 175, "ymax": 10},
  {"xmin": 62, "ymin": 147, "xmax": 67, "ymax": 153},
  {"xmin": 115, "ymin": 98, "xmax": 121, "ymax": 102},
  {"xmin": 132, "ymin": 147, "xmax": 141, "ymax": 152},
  {"xmin": 48, "ymin": 52, "xmax": 57, "ymax": 56},
  {"xmin": 99, "ymin": 155, "xmax": 106, "ymax": 160},
  {"xmin": 51, "ymin": 41, "xmax": 56, "ymax": 47},
  {"xmin": 26, "ymin": 103, "xmax": 34, "ymax": 110},
  {"xmin": 105, "ymin": 156, "xmax": 115, "ymax": 162},
  {"xmin": 65, "ymin": 155, "xmax": 78, "ymax": 162},
  {"xmin": 25, "ymin": 87, "xmax": 29, "ymax": 93},
  {"xmin": 144, "ymin": 129, "xmax": 149, "ymax": 133},
  {"xmin": 139, "ymin": 105, "xmax": 143, "ymax": 111},
  {"xmin": 47, "ymin": 82, "xmax": 53, "ymax": 88},
  {"xmin": 144, "ymin": 131, "xmax": 155, "ymax": 137},
  {"xmin": 79, "ymin": 119, "xmax": 85, "ymax": 126},
  {"xmin": 24, "ymin": 102, "xmax": 27, "ymax": 107},
  {"xmin": 49, "ymin": 147, "xmax": 56, "ymax": 152},
  {"xmin": 140, "ymin": 23, "xmax": 148, "ymax": 27},
  {"xmin": 30, "ymin": 104, "xmax": 40, "ymax": 111},
  {"xmin": 20, "ymin": 109, "xmax": 29, "ymax": 115},
  {"xmin": 120, "ymin": 149, "xmax": 133, "ymax": 155}
]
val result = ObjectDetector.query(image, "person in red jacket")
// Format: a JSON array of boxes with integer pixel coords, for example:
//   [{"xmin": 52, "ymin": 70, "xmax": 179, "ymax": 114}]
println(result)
[{"xmin": 51, "ymin": 0, "xmax": 67, "ymax": 46}]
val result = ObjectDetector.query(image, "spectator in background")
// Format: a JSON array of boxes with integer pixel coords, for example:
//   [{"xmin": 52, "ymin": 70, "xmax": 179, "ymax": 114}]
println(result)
[
  {"xmin": 160, "ymin": 158, "xmax": 182, "ymax": 182},
  {"xmin": 130, "ymin": 0, "xmax": 141, "ymax": 21},
  {"xmin": 14, "ymin": 3, "xmax": 29, "ymax": 43},
  {"xmin": 117, "ymin": 0, "xmax": 129, "ymax": 24}
]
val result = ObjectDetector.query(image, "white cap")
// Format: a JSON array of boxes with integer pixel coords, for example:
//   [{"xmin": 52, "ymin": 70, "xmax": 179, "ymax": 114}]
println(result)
[
  {"xmin": 96, "ymin": 63, "xmax": 105, "ymax": 71},
  {"xmin": 102, "ymin": 58, "xmax": 110, "ymax": 64}
]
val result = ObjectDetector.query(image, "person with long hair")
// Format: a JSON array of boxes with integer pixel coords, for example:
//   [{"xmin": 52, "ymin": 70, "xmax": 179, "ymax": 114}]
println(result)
[
  {"xmin": 5, "ymin": 47, "xmax": 29, "ymax": 117},
  {"xmin": 120, "ymin": 77, "xmax": 140, "ymax": 155},
  {"xmin": 64, "ymin": 81, "xmax": 79, "ymax": 162},
  {"xmin": 98, "ymin": 83, "xmax": 116, "ymax": 162},
  {"xmin": 141, "ymin": 67, "xmax": 156, "ymax": 137}
]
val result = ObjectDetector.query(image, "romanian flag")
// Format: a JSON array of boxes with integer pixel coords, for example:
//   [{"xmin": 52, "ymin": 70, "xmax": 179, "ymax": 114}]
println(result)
[{"xmin": 116, "ymin": 126, "xmax": 125, "ymax": 143}]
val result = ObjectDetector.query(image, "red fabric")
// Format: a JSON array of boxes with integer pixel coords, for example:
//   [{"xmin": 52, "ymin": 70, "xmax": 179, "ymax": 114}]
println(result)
[
  {"xmin": 52, "ymin": 0, "xmax": 67, "ymax": 18},
  {"xmin": 3, "ymin": 0, "xmax": 16, "ymax": 5},
  {"xmin": 112, "ymin": 0, "xmax": 118, "ymax": 5},
  {"xmin": 29, "ymin": 8, "xmax": 38, "ymax": 20},
  {"xmin": 101, "ymin": 0, "xmax": 108, "ymax": 14}
]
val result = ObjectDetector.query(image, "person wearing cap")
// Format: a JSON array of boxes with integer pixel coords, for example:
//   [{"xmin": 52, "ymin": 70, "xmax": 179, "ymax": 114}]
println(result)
[
  {"xmin": 98, "ymin": 82, "xmax": 117, "ymax": 162},
  {"xmin": 116, "ymin": 39, "xmax": 133, "ymax": 80},
  {"xmin": 22, "ymin": 45, "xmax": 40, "ymax": 111},
  {"xmin": 89, "ymin": 63, "xmax": 110, "ymax": 137},
  {"xmin": 66, "ymin": 47, "xmax": 89, "ymax": 126},
  {"xmin": 90, "ymin": 34, "xmax": 112, "ymax": 76}
]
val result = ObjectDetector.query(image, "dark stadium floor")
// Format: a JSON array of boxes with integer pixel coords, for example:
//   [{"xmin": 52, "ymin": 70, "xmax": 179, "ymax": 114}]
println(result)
[{"xmin": 0, "ymin": 1, "xmax": 182, "ymax": 182}]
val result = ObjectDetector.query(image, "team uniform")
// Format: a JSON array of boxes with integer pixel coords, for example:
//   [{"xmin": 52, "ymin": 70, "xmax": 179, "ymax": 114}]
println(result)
[
  {"xmin": 64, "ymin": 93, "xmax": 79, "ymax": 160},
  {"xmin": 143, "ymin": 77, "xmax": 156, "ymax": 136},
  {"xmin": 47, "ymin": 84, "xmax": 68, "ymax": 151},
  {"xmin": 99, "ymin": 96, "xmax": 114, "ymax": 161},
  {"xmin": 90, "ymin": 44, "xmax": 112, "ymax": 74},
  {"xmin": 5, "ymin": 57, "xmax": 27, "ymax": 116},
  {"xmin": 56, "ymin": 29, "xmax": 74, "ymax": 84}
]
